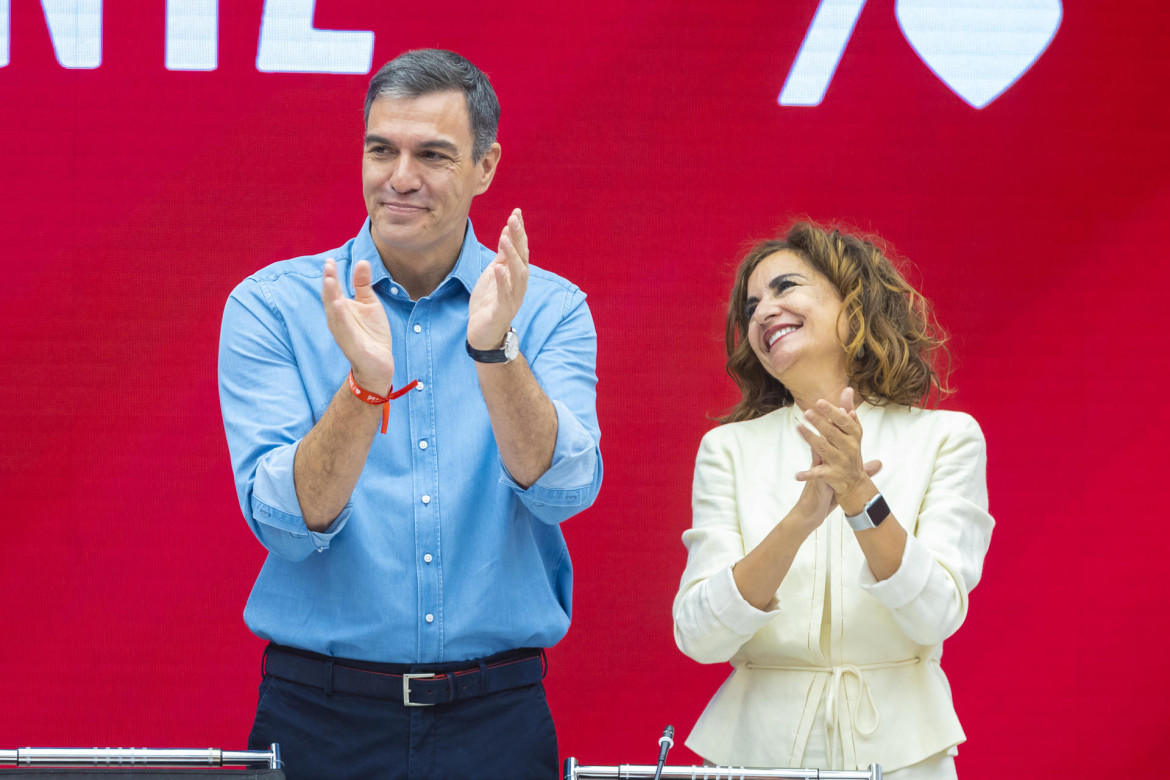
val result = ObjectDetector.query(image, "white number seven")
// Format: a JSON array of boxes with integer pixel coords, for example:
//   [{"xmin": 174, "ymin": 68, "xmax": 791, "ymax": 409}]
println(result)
[{"xmin": 778, "ymin": 0, "xmax": 867, "ymax": 106}]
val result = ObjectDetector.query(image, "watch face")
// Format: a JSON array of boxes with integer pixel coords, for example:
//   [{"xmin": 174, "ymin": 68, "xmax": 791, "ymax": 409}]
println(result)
[
  {"xmin": 503, "ymin": 330, "xmax": 519, "ymax": 360},
  {"xmin": 867, "ymin": 494, "xmax": 891, "ymax": 526}
]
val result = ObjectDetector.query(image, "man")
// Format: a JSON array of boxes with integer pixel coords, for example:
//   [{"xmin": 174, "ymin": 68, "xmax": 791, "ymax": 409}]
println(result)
[{"xmin": 218, "ymin": 49, "xmax": 602, "ymax": 779}]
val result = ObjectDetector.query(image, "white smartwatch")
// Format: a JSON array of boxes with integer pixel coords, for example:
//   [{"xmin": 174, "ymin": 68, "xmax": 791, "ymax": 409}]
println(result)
[{"xmin": 845, "ymin": 492, "xmax": 890, "ymax": 531}]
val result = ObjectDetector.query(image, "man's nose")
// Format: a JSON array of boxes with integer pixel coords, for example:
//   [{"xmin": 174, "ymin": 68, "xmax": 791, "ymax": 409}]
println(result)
[{"xmin": 389, "ymin": 155, "xmax": 422, "ymax": 193}]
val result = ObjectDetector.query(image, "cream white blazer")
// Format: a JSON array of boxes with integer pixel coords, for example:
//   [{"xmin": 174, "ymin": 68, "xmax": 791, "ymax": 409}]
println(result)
[{"xmin": 673, "ymin": 402, "xmax": 993, "ymax": 771}]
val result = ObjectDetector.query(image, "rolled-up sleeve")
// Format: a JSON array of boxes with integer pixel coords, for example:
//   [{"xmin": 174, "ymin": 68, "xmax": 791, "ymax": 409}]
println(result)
[
  {"xmin": 218, "ymin": 281, "xmax": 348, "ymax": 561},
  {"xmin": 505, "ymin": 288, "xmax": 603, "ymax": 524},
  {"xmin": 674, "ymin": 431, "xmax": 778, "ymax": 664},
  {"xmin": 859, "ymin": 414, "xmax": 994, "ymax": 645}
]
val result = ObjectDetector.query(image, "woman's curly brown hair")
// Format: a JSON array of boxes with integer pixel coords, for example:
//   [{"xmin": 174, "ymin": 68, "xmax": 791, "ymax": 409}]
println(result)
[{"xmin": 721, "ymin": 222, "xmax": 951, "ymax": 423}]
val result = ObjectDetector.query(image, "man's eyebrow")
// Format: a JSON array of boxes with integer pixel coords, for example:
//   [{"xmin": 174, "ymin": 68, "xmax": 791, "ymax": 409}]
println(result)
[
  {"xmin": 363, "ymin": 134, "xmax": 460, "ymax": 154},
  {"xmin": 417, "ymin": 139, "xmax": 460, "ymax": 153}
]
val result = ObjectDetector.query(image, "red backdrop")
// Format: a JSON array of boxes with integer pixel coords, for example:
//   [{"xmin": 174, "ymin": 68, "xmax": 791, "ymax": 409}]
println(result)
[{"xmin": 2, "ymin": 1, "xmax": 1168, "ymax": 777}]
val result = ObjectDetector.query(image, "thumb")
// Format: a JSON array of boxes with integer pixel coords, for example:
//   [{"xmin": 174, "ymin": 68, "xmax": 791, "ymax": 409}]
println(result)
[
  {"xmin": 863, "ymin": 459, "xmax": 883, "ymax": 477},
  {"xmin": 840, "ymin": 386, "xmax": 856, "ymax": 412},
  {"xmin": 352, "ymin": 260, "xmax": 375, "ymax": 302}
]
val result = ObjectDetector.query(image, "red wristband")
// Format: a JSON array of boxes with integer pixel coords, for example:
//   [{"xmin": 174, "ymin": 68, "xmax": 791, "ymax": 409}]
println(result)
[
  {"xmin": 346, "ymin": 370, "xmax": 419, "ymax": 434},
  {"xmin": 347, "ymin": 370, "xmax": 390, "ymax": 405}
]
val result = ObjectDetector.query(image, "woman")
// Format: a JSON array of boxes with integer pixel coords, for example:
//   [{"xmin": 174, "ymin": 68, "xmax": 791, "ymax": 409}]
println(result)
[{"xmin": 673, "ymin": 223, "xmax": 993, "ymax": 779}]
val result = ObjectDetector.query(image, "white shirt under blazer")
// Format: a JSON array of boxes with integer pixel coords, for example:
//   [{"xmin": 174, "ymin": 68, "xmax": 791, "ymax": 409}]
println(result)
[{"xmin": 673, "ymin": 402, "xmax": 994, "ymax": 772}]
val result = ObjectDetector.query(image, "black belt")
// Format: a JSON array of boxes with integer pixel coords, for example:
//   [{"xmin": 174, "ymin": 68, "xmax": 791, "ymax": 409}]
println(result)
[{"xmin": 262, "ymin": 644, "xmax": 546, "ymax": 707}]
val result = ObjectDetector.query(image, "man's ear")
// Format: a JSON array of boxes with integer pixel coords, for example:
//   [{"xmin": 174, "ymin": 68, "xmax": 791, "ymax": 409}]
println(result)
[{"xmin": 474, "ymin": 142, "xmax": 502, "ymax": 195}]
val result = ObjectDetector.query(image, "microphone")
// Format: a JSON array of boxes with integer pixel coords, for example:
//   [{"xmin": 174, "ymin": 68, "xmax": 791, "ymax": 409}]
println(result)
[{"xmin": 652, "ymin": 725, "xmax": 674, "ymax": 780}]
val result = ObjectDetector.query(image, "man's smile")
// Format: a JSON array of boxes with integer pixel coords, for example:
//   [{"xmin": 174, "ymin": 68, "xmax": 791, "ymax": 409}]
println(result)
[{"xmin": 381, "ymin": 201, "xmax": 427, "ymax": 214}]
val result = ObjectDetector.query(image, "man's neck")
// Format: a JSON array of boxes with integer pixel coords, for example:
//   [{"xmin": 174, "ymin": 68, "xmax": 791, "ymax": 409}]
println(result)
[{"xmin": 374, "ymin": 228, "xmax": 465, "ymax": 301}]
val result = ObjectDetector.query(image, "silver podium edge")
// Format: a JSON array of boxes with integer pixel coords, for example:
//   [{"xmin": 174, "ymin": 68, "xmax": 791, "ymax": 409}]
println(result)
[
  {"xmin": 0, "ymin": 745, "xmax": 282, "ymax": 770},
  {"xmin": 563, "ymin": 758, "xmax": 881, "ymax": 780}
]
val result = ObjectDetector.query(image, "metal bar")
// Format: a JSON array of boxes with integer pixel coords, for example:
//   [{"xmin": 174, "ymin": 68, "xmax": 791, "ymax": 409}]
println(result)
[
  {"xmin": 224, "ymin": 743, "xmax": 282, "ymax": 770},
  {"xmin": 564, "ymin": 760, "xmax": 881, "ymax": 780},
  {"xmin": 0, "ymin": 746, "xmax": 281, "ymax": 769}
]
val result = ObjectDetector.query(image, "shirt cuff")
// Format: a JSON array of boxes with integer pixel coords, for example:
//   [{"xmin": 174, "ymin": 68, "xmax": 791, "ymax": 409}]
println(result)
[
  {"xmin": 707, "ymin": 564, "xmax": 781, "ymax": 635},
  {"xmin": 500, "ymin": 399, "xmax": 599, "ymax": 508},
  {"xmin": 251, "ymin": 440, "xmax": 349, "ymax": 558},
  {"xmin": 251, "ymin": 497, "xmax": 348, "ymax": 554},
  {"xmin": 858, "ymin": 533, "xmax": 933, "ymax": 608}
]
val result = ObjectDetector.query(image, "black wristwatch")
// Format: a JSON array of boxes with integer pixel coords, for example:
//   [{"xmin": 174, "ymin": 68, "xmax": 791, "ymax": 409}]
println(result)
[
  {"xmin": 466, "ymin": 328, "xmax": 519, "ymax": 364},
  {"xmin": 845, "ymin": 492, "xmax": 890, "ymax": 531}
]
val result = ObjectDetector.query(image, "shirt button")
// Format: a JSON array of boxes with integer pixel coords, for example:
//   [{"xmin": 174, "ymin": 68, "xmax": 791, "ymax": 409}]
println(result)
[
  {"xmin": 424, "ymin": 553, "xmax": 433, "ymax": 563},
  {"xmin": 421, "ymin": 495, "xmax": 431, "ymax": 504},
  {"xmin": 416, "ymin": 382, "xmax": 425, "ymax": 391},
  {"xmin": 390, "ymin": 286, "xmax": 399, "ymax": 296},
  {"xmin": 413, "ymin": 324, "xmax": 422, "ymax": 333},
  {"xmin": 419, "ymin": 440, "xmax": 428, "ymax": 450},
  {"xmin": 425, "ymin": 613, "xmax": 434, "ymax": 624}
]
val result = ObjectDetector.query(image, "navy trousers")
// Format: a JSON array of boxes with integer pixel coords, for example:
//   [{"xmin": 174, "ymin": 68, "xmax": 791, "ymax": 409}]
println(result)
[{"xmin": 247, "ymin": 650, "xmax": 559, "ymax": 780}]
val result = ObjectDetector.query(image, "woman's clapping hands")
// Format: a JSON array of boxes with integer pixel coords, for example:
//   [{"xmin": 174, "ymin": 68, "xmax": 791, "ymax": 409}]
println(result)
[{"xmin": 795, "ymin": 388, "xmax": 882, "ymax": 516}]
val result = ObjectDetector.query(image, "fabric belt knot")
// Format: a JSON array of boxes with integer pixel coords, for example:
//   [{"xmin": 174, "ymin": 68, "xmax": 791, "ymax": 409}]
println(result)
[
  {"xmin": 824, "ymin": 664, "xmax": 881, "ymax": 769},
  {"xmin": 746, "ymin": 656, "xmax": 920, "ymax": 769}
]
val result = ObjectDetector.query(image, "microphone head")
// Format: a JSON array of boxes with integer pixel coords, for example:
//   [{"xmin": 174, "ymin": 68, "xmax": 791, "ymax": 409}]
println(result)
[{"xmin": 664, "ymin": 725, "xmax": 674, "ymax": 739}]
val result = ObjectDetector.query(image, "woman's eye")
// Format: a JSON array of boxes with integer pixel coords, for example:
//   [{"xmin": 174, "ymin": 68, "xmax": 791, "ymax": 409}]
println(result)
[{"xmin": 744, "ymin": 301, "xmax": 758, "ymax": 320}]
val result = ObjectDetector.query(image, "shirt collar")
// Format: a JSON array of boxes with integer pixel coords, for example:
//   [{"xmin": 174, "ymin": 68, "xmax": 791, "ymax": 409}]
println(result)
[{"xmin": 349, "ymin": 218, "xmax": 485, "ymax": 298}]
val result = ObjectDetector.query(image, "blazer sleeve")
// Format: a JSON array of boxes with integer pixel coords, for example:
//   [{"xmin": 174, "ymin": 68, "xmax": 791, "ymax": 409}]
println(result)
[
  {"xmin": 673, "ymin": 428, "xmax": 778, "ymax": 664},
  {"xmin": 858, "ymin": 413, "xmax": 994, "ymax": 645}
]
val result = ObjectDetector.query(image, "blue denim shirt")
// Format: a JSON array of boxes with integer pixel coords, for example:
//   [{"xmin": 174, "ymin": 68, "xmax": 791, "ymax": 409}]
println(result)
[{"xmin": 219, "ymin": 219, "xmax": 602, "ymax": 663}]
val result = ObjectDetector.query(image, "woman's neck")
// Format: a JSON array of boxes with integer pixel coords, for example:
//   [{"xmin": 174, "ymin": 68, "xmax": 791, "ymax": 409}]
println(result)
[
  {"xmin": 783, "ymin": 356, "xmax": 851, "ymax": 412},
  {"xmin": 789, "ymin": 377, "xmax": 851, "ymax": 412}
]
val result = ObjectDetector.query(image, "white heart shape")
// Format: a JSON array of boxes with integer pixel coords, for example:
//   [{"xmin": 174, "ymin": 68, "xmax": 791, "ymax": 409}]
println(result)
[{"xmin": 896, "ymin": 0, "xmax": 1062, "ymax": 108}]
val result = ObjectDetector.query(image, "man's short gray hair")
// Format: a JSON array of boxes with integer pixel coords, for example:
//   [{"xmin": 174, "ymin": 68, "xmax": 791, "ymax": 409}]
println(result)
[{"xmin": 364, "ymin": 49, "xmax": 500, "ymax": 162}]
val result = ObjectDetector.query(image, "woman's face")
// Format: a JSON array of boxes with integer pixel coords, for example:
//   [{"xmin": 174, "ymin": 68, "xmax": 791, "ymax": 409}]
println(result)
[{"xmin": 744, "ymin": 250, "xmax": 850, "ymax": 389}]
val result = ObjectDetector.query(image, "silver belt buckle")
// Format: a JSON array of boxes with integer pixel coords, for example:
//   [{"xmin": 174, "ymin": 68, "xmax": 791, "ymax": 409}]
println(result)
[{"xmin": 402, "ymin": 672, "xmax": 436, "ymax": 706}]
